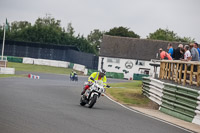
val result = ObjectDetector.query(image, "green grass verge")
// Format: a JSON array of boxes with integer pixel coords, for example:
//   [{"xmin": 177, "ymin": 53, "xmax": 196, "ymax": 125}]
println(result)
[
  {"xmin": 0, "ymin": 62, "xmax": 81, "ymax": 78},
  {"xmin": 107, "ymin": 81, "xmax": 150, "ymax": 106},
  {"xmin": 8, "ymin": 62, "xmax": 76, "ymax": 74},
  {"xmin": 0, "ymin": 74, "xmax": 26, "ymax": 78}
]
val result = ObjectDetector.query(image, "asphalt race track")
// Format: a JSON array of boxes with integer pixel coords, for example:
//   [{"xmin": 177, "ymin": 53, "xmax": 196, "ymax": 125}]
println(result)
[{"xmin": 0, "ymin": 73, "xmax": 194, "ymax": 133}]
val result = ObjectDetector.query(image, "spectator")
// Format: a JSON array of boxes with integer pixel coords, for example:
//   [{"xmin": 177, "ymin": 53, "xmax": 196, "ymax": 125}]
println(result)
[
  {"xmin": 167, "ymin": 43, "xmax": 174, "ymax": 58},
  {"xmin": 194, "ymin": 42, "xmax": 200, "ymax": 61},
  {"xmin": 190, "ymin": 43, "xmax": 199, "ymax": 61},
  {"xmin": 181, "ymin": 45, "xmax": 191, "ymax": 61},
  {"xmin": 189, "ymin": 43, "xmax": 199, "ymax": 75},
  {"xmin": 181, "ymin": 45, "xmax": 191, "ymax": 80},
  {"xmin": 159, "ymin": 48, "xmax": 172, "ymax": 60},
  {"xmin": 174, "ymin": 44, "xmax": 184, "ymax": 60}
]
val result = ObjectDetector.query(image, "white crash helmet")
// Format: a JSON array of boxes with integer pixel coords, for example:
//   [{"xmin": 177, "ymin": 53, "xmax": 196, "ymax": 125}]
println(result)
[{"xmin": 99, "ymin": 69, "xmax": 106, "ymax": 76}]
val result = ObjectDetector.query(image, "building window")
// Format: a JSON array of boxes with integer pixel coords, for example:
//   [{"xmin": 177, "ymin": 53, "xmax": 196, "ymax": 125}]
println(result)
[
  {"xmin": 107, "ymin": 58, "xmax": 120, "ymax": 63},
  {"xmin": 135, "ymin": 60, "xmax": 145, "ymax": 66}
]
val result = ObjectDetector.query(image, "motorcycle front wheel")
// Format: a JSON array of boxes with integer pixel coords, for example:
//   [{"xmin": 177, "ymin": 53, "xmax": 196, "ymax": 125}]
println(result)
[
  {"xmin": 80, "ymin": 96, "xmax": 86, "ymax": 106},
  {"xmin": 88, "ymin": 94, "xmax": 98, "ymax": 108}
]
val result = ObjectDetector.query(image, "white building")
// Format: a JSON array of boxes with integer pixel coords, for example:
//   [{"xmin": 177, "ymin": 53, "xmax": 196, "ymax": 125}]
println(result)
[{"xmin": 98, "ymin": 35, "xmax": 181, "ymax": 79}]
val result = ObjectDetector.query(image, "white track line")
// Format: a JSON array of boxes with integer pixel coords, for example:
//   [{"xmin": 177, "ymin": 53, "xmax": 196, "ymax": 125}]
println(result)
[{"xmin": 104, "ymin": 94, "xmax": 195, "ymax": 133}]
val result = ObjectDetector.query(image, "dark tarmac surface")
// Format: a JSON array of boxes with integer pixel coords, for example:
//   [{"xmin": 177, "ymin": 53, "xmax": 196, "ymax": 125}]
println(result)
[{"xmin": 0, "ymin": 73, "xmax": 194, "ymax": 133}]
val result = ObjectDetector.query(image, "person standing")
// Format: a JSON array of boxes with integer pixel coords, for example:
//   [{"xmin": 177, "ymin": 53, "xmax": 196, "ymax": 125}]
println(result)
[
  {"xmin": 181, "ymin": 45, "xmax": 191, "ymax": 79},
  {"xmin": 190, "ymin": 43, "xmax": 199, "ymax": 61},
  {"xmin": 174, "ymin": 44, "xmax": 184, "ymax": 60},
  {"xmin": 181, "ymin": 45, "xmax": 191, "ymax": 61},
  {"xmin": 194, "ymin": 42, "xmax": 200, "ymax": 61},
  {"xmin": 159, "ymin": 48, "xmax": 172, "ymax": 60},
  {"xmin": 189, "ymin": 43, "xmax": 199, "ymax": 75},
  {"xmin": 167, "ymin": 43, "xmax": 174, "ymax": 58}
]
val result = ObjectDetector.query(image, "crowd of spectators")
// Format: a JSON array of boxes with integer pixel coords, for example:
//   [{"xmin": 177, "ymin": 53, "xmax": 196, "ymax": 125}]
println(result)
[
  {"xmin": 159, "ymin": 42, "xmax": 200, "ymax": 81},
  {"xmin": 159, "ymin": 42, "xmax": 200, "ymax": 62}
]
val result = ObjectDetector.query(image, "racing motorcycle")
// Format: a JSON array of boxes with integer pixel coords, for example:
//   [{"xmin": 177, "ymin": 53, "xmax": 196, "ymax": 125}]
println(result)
[{"xmin": 80, "ymin": 77, "xmax": 110, "ymax": 108}]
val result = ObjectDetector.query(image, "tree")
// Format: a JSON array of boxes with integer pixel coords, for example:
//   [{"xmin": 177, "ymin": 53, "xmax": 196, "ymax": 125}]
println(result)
[
  {"xmin": 105, "ymin": 26, "xmax": 140, "ymax": 38},
  {"xmin": 29, "ymin": 15, "xmax": 63, "ymax": 43},
  {"xmin": 147, "ymin": 28, "xmax": 178, "ymax": 41},
  {"xmin": 87, "ymin": 29, "xmax": 104, "ymax": 53},
  {"xmin": 0, "ymin": 25, "xmax": 3, "ymax": 39},
  {"xmin": 11, "ymin": 21, "xmax": 31, "ymax": 32},
  {"xmin": 147, "ymin": 28, "xmax": 195, "ymax": 43},
  {"xmin": 67, "ymin": 22, "xmax": 75, "ymax": 37},
  {"xmin": 75, "ymin": 35, "xmax": 96, "ymax": 54},
  {"xmin": 0, "ymin": 16, "xmax": 97, "ymax": 54},
  {"xmin": 176, "ymin": 36, "xmax": 195, "ymax": 43}
]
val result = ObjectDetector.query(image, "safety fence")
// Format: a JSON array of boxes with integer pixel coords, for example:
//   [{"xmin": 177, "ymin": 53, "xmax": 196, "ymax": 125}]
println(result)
[
  {"xmin": 106, "ymin": 72, "xmax": 124, "ymax": 79},
  {"xmin": 0, "ymin": 40, "xmax": 98, "ymax": 69},
  {"xmin": 142, "ymin": 77, "xmax": 200, "ymax": 125},
  {"xmin": 7, "ymin": 56, "xmax": 23, "ymax": 63},
  {"xmin": 159, "ymin": 60, "xmax": 200, "ymax": 86},
  {"xmin": 0, "ymin": 67, "xmax": 15, "ymax": 74},
  {"xmin": 23, "ymin": 57, "xmax": 70, "ymax": 68}
]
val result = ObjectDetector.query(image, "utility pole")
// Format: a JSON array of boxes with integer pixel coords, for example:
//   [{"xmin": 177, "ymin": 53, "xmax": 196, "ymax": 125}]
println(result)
[{"xmin": 1, "ymin": 23, "xmax": 6, "ymax": 61}]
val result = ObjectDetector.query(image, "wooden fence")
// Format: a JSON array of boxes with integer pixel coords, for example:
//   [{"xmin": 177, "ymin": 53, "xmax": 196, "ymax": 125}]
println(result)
[{"xmin": 159, "ymin": 60, "xmax": 200, "ymax": 86}]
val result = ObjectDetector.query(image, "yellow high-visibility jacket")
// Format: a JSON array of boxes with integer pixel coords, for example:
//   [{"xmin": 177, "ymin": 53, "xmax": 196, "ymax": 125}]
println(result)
[{"xmin": 88, "ymin": 72, "xmax": 107, "ymax": 86}]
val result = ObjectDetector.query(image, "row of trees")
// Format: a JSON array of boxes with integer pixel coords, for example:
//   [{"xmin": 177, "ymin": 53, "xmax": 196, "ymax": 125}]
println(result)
[{"xmin": 0, "ymin": 16, "xmax": 195, "ymax": 55}]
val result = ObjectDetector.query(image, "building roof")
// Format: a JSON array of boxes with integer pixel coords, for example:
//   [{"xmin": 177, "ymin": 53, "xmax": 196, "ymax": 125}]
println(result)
[{"xmin": 100, "ymin": 35, "xmax": 187, "ymax": 61}]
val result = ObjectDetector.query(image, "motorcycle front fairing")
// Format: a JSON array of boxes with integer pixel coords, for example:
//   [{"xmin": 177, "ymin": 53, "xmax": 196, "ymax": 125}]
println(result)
[{"xmin": 86, "ymin": 80, "xmax": 105, "ymax": 99}]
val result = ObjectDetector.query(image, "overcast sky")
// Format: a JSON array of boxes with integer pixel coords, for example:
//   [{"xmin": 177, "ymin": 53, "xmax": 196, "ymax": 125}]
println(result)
[{"xmin": 0, "ymin": 0, "xmax": 200, "ymax": 42}]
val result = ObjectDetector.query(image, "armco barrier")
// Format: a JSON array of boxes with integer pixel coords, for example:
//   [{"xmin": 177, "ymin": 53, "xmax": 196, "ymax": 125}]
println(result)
[
  {"xmin": 133, "ymin": 73, "xmax": 149, "ymax": 80},
  {"xmin": 87, "ymin": 69, "xmax": 98, "ymax": 76},
  {"xmin": 7, "ymin": 56, "xmax": 23, "ymax": 63},
  {"xmin": 73, "ymin": 64, "xmax": 85, "ymax": 73},
  {"xmin": 0, "ymin": 67, "xmax": 15, "ymax": 74},
  {"xmin": 69, "ymin": 63, "xmax": 74, "ymax": 69},
  {"xmin": 23, "ymin": 57, "xmax": 34, "ymax": 64},
  {"xmin": 106, "ymin": 72, "xmax": 124, "ymax": 79},
  {"xmin": 142, "ymin": 77, "xmax": 163, "ymax": 105},
  {"xmin": 142, "ymin": 77, "xmax": 200, "ymax": 125},
  {"xmin": 84, "ymin": 69, "xmax": 88, "ymax": 75},
  {"xmin": 23, "ymin": 58, "xmax": 69, "ymax": 68}
]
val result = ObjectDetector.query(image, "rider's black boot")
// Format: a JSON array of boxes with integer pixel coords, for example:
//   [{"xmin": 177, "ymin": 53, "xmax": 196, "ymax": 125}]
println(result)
[{"xmin": 81, "ymin": 89, "xmax": 86, "ymax": 95}]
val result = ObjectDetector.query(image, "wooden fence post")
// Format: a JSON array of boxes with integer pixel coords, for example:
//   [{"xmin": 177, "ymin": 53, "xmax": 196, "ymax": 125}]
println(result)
[
  {"xmin": 183, "ymin": 64, "xmax": 187, "ymax": 85},
  {"xmin": 175, "ymin": 63, "xmax": 179, "ymax": 82},
  {"xmin": 197, "ymin": 65, "xmax": 200, "ymax": 86},
  {"xmin": 159, "ymin": 62, "xmax": 164, "ymax": 79},
  {"xmin": 164, "ymin": 63, "xmax": 168, "ymax": 79},
  {"xmin": 171, "ymin": 63, "xmax": 175, "ymax": 80},
  {"xmin": 168, "ymin": 63, "xmax": 171, "ymax": 80},
  {"xmin": 178, "ymin": 63, "xmax": 183, "ymax": 84},
  {"xmin": 190, "ymin": 64, "xmax": 194, "ymax": 85}
]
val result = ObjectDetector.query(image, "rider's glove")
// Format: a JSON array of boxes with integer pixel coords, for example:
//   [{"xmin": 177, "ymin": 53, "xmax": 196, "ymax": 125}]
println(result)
[{"xmin": 88, "ymin": 81, "xmax": 93, "ymax": 86}]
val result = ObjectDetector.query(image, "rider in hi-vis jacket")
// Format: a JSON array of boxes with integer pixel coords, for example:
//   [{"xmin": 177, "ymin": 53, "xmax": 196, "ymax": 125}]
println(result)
[{"xmin": 81, "ymin": 69, "xmax": 107, "ymax": 95}]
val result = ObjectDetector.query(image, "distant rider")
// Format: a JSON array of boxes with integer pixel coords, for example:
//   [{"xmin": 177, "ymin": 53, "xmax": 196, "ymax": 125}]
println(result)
[
  {"xmin": 70, "ymin": 71, "xmax": 74, "ymax": 80},
  {"xmin": 81, "ymin": 69, "xmax": 107, "ymax": 95}
]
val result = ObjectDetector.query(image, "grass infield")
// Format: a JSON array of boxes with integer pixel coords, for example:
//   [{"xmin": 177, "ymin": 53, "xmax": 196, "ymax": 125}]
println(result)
[
  {"xmin": 0, "ymin": 62, "xmax": 80, "ymax": 78},
  {"xmin": 106, "ymin": 81, "xmax": 152, "ymax": 106}
]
